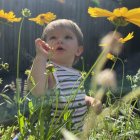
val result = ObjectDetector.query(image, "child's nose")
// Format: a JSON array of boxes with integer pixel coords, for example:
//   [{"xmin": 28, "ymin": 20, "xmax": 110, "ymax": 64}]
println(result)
[{"xmin": 57, "ymin": 38, "xmax": 63, "ymax": 44}]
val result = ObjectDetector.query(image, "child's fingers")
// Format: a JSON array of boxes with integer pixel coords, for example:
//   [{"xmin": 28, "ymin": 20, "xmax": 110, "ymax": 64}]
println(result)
[
  {"xmin": 85, "ymin": 96, "xmax": 93, "ymax": 106},
  {"xmin": 85, "ymin": 96, "xmax": 102, "ymax": 114},
  {"xmin": 35, "ymin": 38, "xmax": 44, "ymax": 47},
  {"xmin": 92, "ymin": 99, "xmax": 102, "ymax": 108},
  {"xmin": 35, "ymin": 38, "xmax": 50, "ymax": 51},
  {"xmin": 92, "ymin": 99, "xmax": 102, "ymax": 114}
]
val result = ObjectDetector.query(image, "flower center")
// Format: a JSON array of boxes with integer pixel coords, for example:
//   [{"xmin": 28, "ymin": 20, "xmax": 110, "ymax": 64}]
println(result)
[
  {"xmin": 40, "ymin": 15, "xmax": 45, "ymax": 20},
  {"xmin": 112, "ymin": 17, "xmax": 129, "ymax": 27}
]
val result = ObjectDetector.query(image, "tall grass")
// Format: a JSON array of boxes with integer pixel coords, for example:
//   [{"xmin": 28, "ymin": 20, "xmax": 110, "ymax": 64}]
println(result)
[{"xmin": 1, "ymin": 43, "xmax": 140, "ymax": 140}]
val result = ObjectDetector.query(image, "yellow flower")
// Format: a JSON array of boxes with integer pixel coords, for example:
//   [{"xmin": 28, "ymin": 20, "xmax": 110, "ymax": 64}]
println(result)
[
  {"xmin": 88, "ymin": 7, "xmax": 140, "ymax": 27},
  {"xmin": 29, "ymin": 12, "xmax": 56, "ymax": 25},
  {"xmin": 0, "ymin": 10, "xmax": 21, "ymax": 22},
  {"xmin": 107, "ymin": 53, "xmax": 116, "ymax": 62},
  {"xmin": 119, "ymin": 32, "xmax": 134, "ymax": 43},
  {"xmin": 4, "ymin": 11, "xmax": 21, "ymax": 22}
]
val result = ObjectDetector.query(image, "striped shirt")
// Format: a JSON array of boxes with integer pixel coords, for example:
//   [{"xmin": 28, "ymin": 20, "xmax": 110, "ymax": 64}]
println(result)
[{"xmin": 49, "ymin": 62, "xmax": 87, "ymax": 131}]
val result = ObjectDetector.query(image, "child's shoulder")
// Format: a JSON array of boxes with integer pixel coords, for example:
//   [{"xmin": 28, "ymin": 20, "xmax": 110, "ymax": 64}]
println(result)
[
  {"xmin": 63, "ymin": 66, "xmax": 81, "ymax": 75},
  {"xmin": 46, "ymin": 61, "xmax": 82, "ymax": 76}
]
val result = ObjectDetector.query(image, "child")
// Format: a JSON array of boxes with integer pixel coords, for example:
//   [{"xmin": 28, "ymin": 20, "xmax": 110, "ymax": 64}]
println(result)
[{"xmin": 27, "ymin": 19, "xmax": 102, "ymax": 132}]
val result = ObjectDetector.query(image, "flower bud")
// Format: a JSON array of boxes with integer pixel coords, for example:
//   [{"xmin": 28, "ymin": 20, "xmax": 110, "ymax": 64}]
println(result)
[
  {"xmin": 99, "ymin": 31, "xmax": 123, "ymax": 55},
  {"xmin": 22, "ymin": 8, "xmax": 31, "ymax": 17},
  {"xmin": 96, "ymin": 69, "xmax": 117, "ymax": 89}
]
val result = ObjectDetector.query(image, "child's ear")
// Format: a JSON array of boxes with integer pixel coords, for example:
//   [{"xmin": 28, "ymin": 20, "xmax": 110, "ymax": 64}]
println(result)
[{"xmin": 75, "ymin": 46, "xmax": 83, "ymax": 56}]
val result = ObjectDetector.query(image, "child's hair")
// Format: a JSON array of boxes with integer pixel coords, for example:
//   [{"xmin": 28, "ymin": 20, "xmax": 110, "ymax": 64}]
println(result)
[
  {"xmin": 41, "ymin": 19, "xmax": 84, "ymax": 64},
  {"xmin": 41, "ymin": 19, "xmax": 83, "ymax": 46}
]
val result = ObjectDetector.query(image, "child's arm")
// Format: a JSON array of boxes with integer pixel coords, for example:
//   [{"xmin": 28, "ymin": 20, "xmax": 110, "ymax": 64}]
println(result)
[
  {"xmin": 27, "ymin": 38, "xmax": 51, "ymax": 97},
  {"xmin": 85, "ymin": 95, "xmax": 102, "ymax": 114}
]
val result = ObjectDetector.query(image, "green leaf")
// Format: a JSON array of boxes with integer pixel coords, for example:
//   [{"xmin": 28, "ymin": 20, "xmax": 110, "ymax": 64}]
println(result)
[
  {"xmin": 0, "ymin": 93, "xmax": 13, "ymax": 104},
  {"xmin": 28, "ymin": 100, "xmax": 34, "ymax": 116},
  {"xmin": 64, "ymin": 111, "xmax": 71, "ymax": 121},
  {"xmin": 18, "ymin": 111, "xmax": 25, "ymax": 135}
]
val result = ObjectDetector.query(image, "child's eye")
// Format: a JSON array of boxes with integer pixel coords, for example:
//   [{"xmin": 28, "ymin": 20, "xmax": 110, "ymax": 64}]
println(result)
[
  {"xmin": 49, "ymin": 36, "xmax": 56, "ymax": 40},
  {"xmin": 65, "ymin": 35, "xmax": 72, "ymax": 39}
]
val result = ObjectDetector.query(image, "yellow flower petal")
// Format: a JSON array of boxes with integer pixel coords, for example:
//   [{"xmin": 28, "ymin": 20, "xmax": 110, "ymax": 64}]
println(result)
[
  {"xmin": 119, "ymin": 32, "xmax": 134, "ymax": 43},
  {"xmin": 125, "ymin": 8, "xmax": 140, "ymax": 18},
  {"xmin": 44, "ymin": 12, "xmax": 56, "ymax": 23},
  {"xmin": 9, "ymin": 17, "xmax": 22, "ymax": 22},
  {"xmin": 107, "ymin": 53, "xmax": 116, "ymax": 61},
  {"xmin": 113, "ymin": 7, "xmax": 128, "ymax": 17},
  {"xmin": 113, "ymin": 8, "xmax": 122, "ymax": 17},
  {"xmin": 88, "ymin": 6, "xmax": 140, "ymax": 27},
  {"xmin": 29, "ymin": 12, "xmax": 56, "ymax": 26},
  {"xmin": 29, "ymin": 14, "xmax": 46, "ymax": 25},
  {"xmin": 88, "ymin": 7, "xmax": 113, "ymax": 17},
  {"xmin": 0, "ymin": 10, "xmax": 21, "ymax": 22},
  {"xmin": 126, "ymin": 18, "xmax": 140, "ymax": 27}
]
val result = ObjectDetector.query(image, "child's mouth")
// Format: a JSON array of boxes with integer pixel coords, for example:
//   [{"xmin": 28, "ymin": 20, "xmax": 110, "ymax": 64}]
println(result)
[{"xmin": 56, "ymin": 47, "xmax": 65, "ymax": 51}]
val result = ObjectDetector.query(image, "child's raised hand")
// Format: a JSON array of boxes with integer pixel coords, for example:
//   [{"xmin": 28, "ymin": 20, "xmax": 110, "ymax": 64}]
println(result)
[
  {"xmin": 85, "ymin": 95, "xmax": 102, "ymax": 114},
  {"xmin": 35, "ymin": 38, "xmax": 51, "ymax": 59}
]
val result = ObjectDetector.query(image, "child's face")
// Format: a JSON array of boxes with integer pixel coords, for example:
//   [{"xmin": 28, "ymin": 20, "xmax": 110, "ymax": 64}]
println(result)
[{"xmin": 46, "ymin": 27, "xmax": 83, "ymax": 66}]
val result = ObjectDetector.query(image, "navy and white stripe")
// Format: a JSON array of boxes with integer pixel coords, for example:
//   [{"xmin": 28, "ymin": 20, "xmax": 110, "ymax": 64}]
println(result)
[{"xmin": 50, "ymin": 62, "xmax": 87, "ymax": 130}]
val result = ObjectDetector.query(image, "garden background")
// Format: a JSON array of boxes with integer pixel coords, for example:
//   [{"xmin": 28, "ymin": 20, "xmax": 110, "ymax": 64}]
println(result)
[{"xmin": 0, "ymin": 0, "xmax": 140, "ymax": 93}]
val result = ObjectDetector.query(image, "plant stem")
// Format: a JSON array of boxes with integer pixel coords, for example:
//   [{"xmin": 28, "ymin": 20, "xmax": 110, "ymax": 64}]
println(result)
[
  {"xmin": 16, "ymin": 18, "xmax": 24, "ymax": 79},
  {"xmin": 117, "ymin": 57, "xmax": 124, "ymax": 98},
  {"xmin": 16, "ymin": 17, "xmax": 24, "ymax": 134}
]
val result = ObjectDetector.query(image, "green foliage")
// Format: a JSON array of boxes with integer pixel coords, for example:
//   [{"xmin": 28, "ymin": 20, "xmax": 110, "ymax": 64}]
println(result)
[
  {"xmin": 1, "ymin": 64, "xmax": 140, "ymax": 140},
  {"xmin": 0, "ymin": 85, "xmax": 77, "ymax": 139},
  {"xmin": 126, "ymin": 69, "xmax": 140, "ymax": 90},
  {"xmin": 90, "ymin": 102, "xmax": 140, "ymax": 140},
  {"xmin": 0, "ymin": 58, "xmax": 9, "ymax": 85}
]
